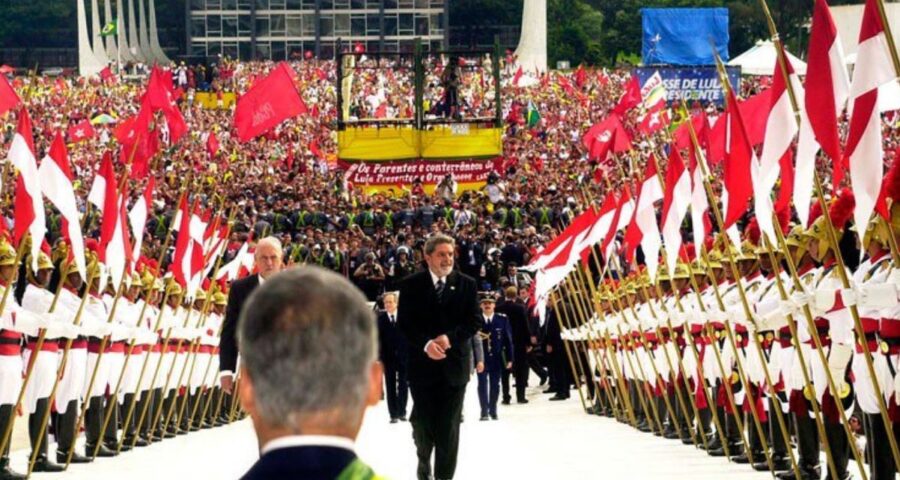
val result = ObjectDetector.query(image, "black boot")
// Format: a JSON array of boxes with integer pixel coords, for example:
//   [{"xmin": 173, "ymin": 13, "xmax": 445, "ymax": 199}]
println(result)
[
  {"xmin": 0, "ymin": 457, "xmax": 26, "ymax": 480},
  {"xmin": 30, "ymin": 455, "xmax": 65, "ymax": 473}
]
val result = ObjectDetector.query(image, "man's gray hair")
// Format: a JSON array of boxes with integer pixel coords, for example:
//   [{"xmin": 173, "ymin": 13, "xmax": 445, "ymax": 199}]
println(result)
[
  {"xmin": 256, "ymin": 236, "xmax": 283, "ymax": 256},
  {"xmin": 382, "ymin": 291, "xmax": 398, "ymax": 303},
  {"xmin": 424, "ymin": 233, "xmax": 455, "ymax": 255},
  {"xmin": 238, "ymin": 266, "xmax": 376, "ymax": 428}
]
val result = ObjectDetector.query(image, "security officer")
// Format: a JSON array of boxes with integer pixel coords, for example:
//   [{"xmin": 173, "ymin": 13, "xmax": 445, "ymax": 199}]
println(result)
[{"xmin": 476, "ymin": 293, "xmax": 514, "ymax": 420}]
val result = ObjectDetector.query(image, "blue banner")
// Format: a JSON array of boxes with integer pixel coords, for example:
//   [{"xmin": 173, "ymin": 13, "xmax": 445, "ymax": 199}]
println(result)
[
  {"xmin": 641, "ymin": 8, "xmax": 729, "ymax": 65},
  {"xmin": 633, "ymin": 66, "xmax": 742, "ymax": 106}
]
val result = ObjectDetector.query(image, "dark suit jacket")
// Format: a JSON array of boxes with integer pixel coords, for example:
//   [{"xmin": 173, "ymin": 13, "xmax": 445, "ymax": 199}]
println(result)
[
  {"xmin": 496, "ymin": 299, "xmax": 530, "ymax": 353},
  {"xmin": 377, "ymin": 310, "xmax": 407, "ymax": 367},
  {"xmin": 240, "ymin": 445, "xmax": 356, "ymax": 480},
  {"xmin": 397, "ymin": 270, "xmax": 482, "ymax": 387},
  {"xmin": 219, "ymin": 274, "xmax": 260, "ymax": 374}
]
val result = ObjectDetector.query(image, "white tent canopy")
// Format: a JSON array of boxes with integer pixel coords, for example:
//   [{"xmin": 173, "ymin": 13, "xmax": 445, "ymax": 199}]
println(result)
[{"xmin": 727, "ymin": 40, "xmax": 807, "ymax": 76}]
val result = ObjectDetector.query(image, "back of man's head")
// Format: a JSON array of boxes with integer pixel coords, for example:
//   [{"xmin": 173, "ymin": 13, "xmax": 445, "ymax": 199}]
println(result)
[{"xmin": 238, "ymin": 266, "xmax": 379, "ymax": 439}]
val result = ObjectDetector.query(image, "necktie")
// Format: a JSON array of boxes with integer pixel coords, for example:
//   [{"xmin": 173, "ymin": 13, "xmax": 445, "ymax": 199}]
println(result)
[
  {"xmin": 435, "ymin": 279, "xmax": 445, "ymax": 300},
  {"xmin": 390, "ymin": 315, "xmax": 395, "ymax": 324}
]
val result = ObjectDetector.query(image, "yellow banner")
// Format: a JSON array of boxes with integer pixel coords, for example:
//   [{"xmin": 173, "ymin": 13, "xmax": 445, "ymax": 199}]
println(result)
[
  {"xmin": 337, "ymin": 124, "xmax": 502, "ymax": 161},
  {"xmin": 194, "ymin": 92, "xmax": 237, "ymax": 109}
]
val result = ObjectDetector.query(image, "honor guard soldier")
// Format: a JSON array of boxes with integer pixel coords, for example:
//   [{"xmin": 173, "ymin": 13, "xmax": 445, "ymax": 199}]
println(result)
[
  {"xmin": 0, "ymin": 240, "xmax": 27, "ymax": 479},
  {"xmin": 18, "ymin": 251, "xmax": 68, "ymax": 472},
  {"xmin": 476, "ymin": 292, "xmax": 514, "ymax": 420}
]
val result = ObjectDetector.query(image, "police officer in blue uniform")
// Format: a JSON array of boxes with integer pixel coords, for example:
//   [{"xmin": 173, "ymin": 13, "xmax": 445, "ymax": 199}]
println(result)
[{"xmin": 476, "ymin": 293, "xmax": 514, "ymax": 421}]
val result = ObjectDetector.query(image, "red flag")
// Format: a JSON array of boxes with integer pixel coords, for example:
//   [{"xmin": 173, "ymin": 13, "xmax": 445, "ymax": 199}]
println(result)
[
  {"xmin": 98, "ymin": 159, "xmax": 119, "ymax": 263},
  {"xmin": 206, "ymin": 132, "xmax": 220, "ymax": 158},
  {"xmin": 582, "ymin": 114, "xmax": 632, "ymax": 160},
  {"xmin": 512, "ymin": 67, "xmax": 524, "ymax": 87},
  {"xmin": 234, "ymin": 62, "xmax": 308, "ymax": 143},
  {"xmin": 67, "ymin": 119, "xmax": 96, "ymax": 143},
  {"xmin": 613, "ymin": 77, "xmax": 641, "ymax": 115},
  {"xmin": 100, "ymin": 66, "xmax": 115, "ymax": 83},
  {"xmin": 310, "ymin": 138, "xmax": 323, "ymax": 159},
  {"xmin": 637, "ymin": 105, "xmax": 670, "ymax": 135},
  {"xmin": 10, "ymin": 109, "xmax": 46, "ymax": 261},
  {"xmin": 171, "ymin": 197, "xmax": 192, "ymax": 287},
  {"xmin": 574, "ymin": 65, "xmax": 587, "ymax": 88},
  {"xmin": 722, "ymin": 88, "xmax": 755, "ymax": 229},
  {"xmin": 0, "ymin": 75, "xmax": 20, "ymax": 116},
  {"xmin": 847, "ymin": 0, "xmax": 895, "ymax": 240},
  {"xmin": 806, "ymin": 0, "xmax": 849, "ymax": 186}
]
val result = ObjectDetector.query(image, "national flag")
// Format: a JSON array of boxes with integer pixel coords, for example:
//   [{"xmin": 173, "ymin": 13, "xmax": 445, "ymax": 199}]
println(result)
[
  {"xmin": 575, "ymin": 195, "xmax": 617, "ymax": 266},
  {"xmin": 603, "ymin": 189, "xmax": 635, "ymax": 262},
  {"xmin": 624, "ymin": 154, "xmax": 664, "ymax": 278},
  {"xmin": 38, "ymin": 132, "xmax": 86, "ymax": 280},
  {"xmin": 8, "ymin": 109, "xmax": 46, "ymax": 268},
  {"xmin": 67, "ymin": 119, "xmax": 96, "ymax": 143},
  {"xmin": 846, "ymin": 0, "xmax": 897, "ymax": 243},
  {"xmin": 690, "ymin": 162, "xmax": 711, "ymax": 261},
  {"xmin": 128, "ymin": 176, "xmax": 154, "ymax": 263},
  {"xmin": 756, "ymin": 53, "xmax": 799, "ymax": 246},
  {"xmin": 233, "ymin": 62, "xmax": 308, "ymax": 142},
  {"xmin": 171, "ymin": 198, "xmax": 192, "ymax": 287},
  {"xmin": 525, "ymin": 100, "xmax": 541, "ymax": 127},
  {"xmin": 660, "ymin": 146, "xmax": 692, "ymax": 274},
  {"xmin": 100, "ymin": 21, "xmax": 117, "ymax": 37},
  {"xmin": 722, "ymin": 84, "xmax": 756, "ymax": 229},
  {"xmin": 106, "ymin": 188, "xmax": 132, "ymax": 290},
  {"xmin": 185, "ymin": 209, "xmax": 207, "ymax": 299},
  {"xmin": 805, "ymin": 0, "xmax": 850, "ymax": 186},
  {"xmin": 88, "ymin": 151, "xmax": 115, "ymax": 211},
  {"xmin": 613, "ymin": 76, "xmax": 641, "ymax": 115},
  {"xmin": 0, "ymin": 75, "xmax": 20, "ymax": 116}
]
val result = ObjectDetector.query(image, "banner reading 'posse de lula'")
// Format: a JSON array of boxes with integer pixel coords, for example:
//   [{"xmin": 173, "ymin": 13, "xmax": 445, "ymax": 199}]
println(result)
[{"xmin": 633, "ymin": 66, "xmax": 741, "ymax": 105}]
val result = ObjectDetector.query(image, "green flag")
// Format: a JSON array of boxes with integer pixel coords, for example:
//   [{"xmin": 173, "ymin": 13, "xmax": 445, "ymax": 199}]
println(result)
[
  {"xmin": 101, "ymin": 21, "xmax": 117, "ymax": 37},
  {"xmin": 525, "ymin": 100, "xmax": 541, "ymax": 127}
]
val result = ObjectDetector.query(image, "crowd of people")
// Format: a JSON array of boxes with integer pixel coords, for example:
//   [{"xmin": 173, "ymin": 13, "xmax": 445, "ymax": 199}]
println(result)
[{"xmin": 1, "ymin": 35, "xmax": 899, "ymax": 479}]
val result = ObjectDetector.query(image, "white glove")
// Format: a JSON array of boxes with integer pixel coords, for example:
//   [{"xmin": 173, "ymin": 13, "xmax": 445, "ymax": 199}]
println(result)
[
  {"xmin": 839, "ymin": 288, "xmax": 859, "ymax": 307},
  {"xmin": 860, "ymin": 283, "xmax": 900, "ymax": 309}
]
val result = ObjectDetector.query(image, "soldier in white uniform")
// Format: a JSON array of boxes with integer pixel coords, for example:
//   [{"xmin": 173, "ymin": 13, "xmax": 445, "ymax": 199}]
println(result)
[
  {"xmin": 49, "ymin": 248, "xmax": 98, "ymax": 465},
  {"xmin": 17, "ymin": 252, "xmax": 67, "ymax": 472},
  {"xmin": 80, "ymin": 267, "xmax": 117, "ymax": 459},
  {"xmin": 0, "ymin": 241, "xmax": 28, "ymax": 479}
]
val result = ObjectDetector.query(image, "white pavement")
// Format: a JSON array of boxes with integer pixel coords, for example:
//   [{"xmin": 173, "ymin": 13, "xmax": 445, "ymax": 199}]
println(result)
[{"xmin": 12, "ymin": 378, "xmax": 771, "ymax": 479}]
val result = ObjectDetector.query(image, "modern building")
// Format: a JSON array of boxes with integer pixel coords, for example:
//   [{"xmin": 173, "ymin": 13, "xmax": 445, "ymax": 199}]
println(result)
[{"xmin": 187, "ymin": 0, "xmax": 448, "ymax": 61}]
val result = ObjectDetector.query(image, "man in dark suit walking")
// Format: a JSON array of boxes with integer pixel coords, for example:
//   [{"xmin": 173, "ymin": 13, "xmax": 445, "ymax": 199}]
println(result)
[
  {"xmin": 377, "ymin": 291, "xmax": 408, "ymax": 423},
  {"xmin": 496, "ymin": 286, "xmax": 545, "ymax": 404},
  {"xmin": 398, "ymin": 234, "xmax": 481, "ymax": 480},
  {"xmin": 219, "ymin": 237, "xmax": 284, "ymax": 414}
]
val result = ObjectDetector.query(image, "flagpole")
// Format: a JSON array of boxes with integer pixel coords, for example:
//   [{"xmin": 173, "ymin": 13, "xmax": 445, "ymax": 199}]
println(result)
[
  {"xmin": 678, "ymin": 96, "xmax": 839, "ymax": 479},
  {"xmin": 756, "ymin": 1, "xmax": 900, "ymax": 473},
  {"xmin": 171, "ymin": 206, "xmax": 235, "ymax": 431},
  {"xmin": 25, "ymin": 260, "xmax": 96, "ymax": 475},
  {"xmin": 94, "ymin": 182, "xmax": 189, "ymax": 457}
]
